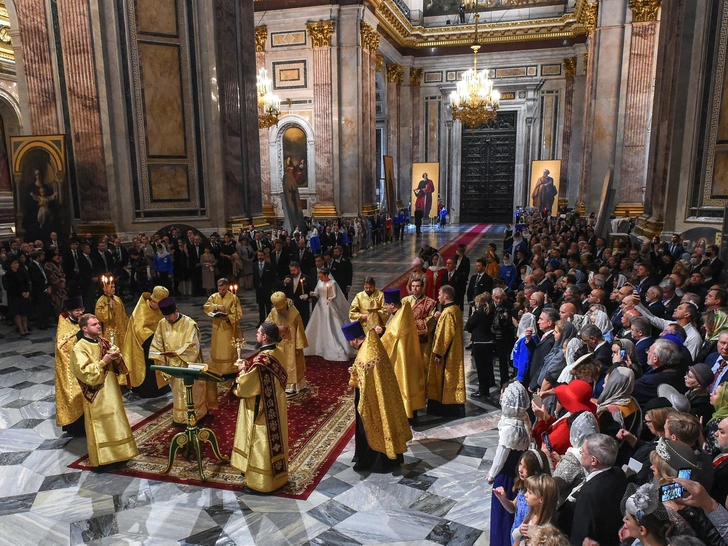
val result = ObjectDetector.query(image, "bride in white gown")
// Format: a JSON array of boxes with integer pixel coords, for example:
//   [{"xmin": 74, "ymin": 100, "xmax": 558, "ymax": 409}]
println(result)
[{"xmin": 304, "ymin": 269, "xmax": 356, "ymax": 361}]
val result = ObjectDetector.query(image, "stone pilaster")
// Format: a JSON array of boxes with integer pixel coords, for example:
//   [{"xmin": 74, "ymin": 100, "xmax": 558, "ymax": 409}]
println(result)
[
  {"xmin": 560, "ymin": 57, "xmax": 576, "ymax": 203},
  {"xmin": 615, "ymin": 2, "xmax": 660, "ymax": 212},
  {"xmin": 360, "ymin": 22, "xmax": 379, "ymax": 210},
  {"xmin": 410, "ymin": 68, "xmax": 423, "ymax": 165},
  {"xmin": 307, "ymin": 21, "xmax": 335, "ymax": 211},
  {"xmin": 255, "ymin": 26, "xmax": 271, "ymax": 206},
  {"xmin": 56, "ymin": 0, "xmax": 112, "ymax": 223},
  {"xmin": 386, "ymin": 63, "xmax": 403, "ymax": 202}
]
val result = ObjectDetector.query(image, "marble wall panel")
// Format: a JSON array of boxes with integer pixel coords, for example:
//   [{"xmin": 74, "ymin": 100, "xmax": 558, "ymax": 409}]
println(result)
[
  {"xmin": 137, "ymin": 0, "xmax": 178, "ymax": 37},
  {"xmin": 149, "ymin": 164, "xmax": 189, "ymax": 200},
  {"xmin": 138, "ymin": 43, "xmax": 186, "ymax": 157}
]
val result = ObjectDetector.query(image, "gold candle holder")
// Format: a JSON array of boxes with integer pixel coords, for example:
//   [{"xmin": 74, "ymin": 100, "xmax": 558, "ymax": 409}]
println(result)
[
  {"xmin": 231, "ymin": 335, "xmax": 247, "ymax": 368},
  {"xmin": 108, "ymin": 326, "xmax": 119, "ymax": 353}
]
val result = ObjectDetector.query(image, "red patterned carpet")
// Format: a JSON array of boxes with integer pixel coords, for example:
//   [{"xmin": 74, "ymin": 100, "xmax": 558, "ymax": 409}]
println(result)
[{"xmin": 69, "ymin": 356, "xmax": 354, "ymax": 500}]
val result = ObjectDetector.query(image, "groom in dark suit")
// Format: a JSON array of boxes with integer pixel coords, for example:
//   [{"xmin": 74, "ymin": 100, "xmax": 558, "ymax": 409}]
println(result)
[{"xmin": 283, "ymin": 261, "xmax": 313, "ymax": 326}]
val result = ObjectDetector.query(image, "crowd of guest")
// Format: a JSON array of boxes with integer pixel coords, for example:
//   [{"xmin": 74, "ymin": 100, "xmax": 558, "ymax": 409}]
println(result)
[{"xmin": 427, "ymin": 208, "xmax": 728, "ymax": 546}]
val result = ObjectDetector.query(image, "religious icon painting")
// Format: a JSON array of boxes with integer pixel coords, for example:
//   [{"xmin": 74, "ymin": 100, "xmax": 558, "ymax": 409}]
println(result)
[
  {"xmin": 412, "ymin": 163, "xmax": 439, "ymax": 219},
  {"xmin": 11, "ymin": 134, "xmax": 69, "ymax": 242},
  {"xmin": 282, "ymin": 125, "xmax": 308, "ymax": 188},
  {"xmin": 529, "ymin": 159, "xmax": 561, "ymax": 217}
]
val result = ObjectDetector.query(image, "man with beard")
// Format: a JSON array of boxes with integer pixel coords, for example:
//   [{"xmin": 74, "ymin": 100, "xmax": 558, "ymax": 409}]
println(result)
[{"xmin": 349, "ymin": 277, "xmax": 388, "ymax": 335}]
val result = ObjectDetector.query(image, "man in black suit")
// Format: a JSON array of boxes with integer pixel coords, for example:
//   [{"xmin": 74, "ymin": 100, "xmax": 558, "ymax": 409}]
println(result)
[
  {"xmin": 294, "ymin": 238, "xmax": 314, "ymax": 273},
  {"xmin": 660, "ymin": 278, "xmax": 681, "ymax": 319},
  {"xmin": 634, "ymin": 262, "xmax": 658, "ymax": 305},
  {"xmin": 704, "ymin": 245, "xmax": 724, "ymax": 280},
  {"xmin": 581, "ymin": 324, "xmax": 612, "ymax": 384},
  {"xmin": 62, "ymin": 240, "xmax": 82, "ymax": 288},
  {"xmin": 283, "ymin": 262, "xmax": 313, "ymax": 326},
  {"xmin": 455, "ymin": 244, "xmax": 470, "ymax": 279},
  {"xmin": 188, "ymin": 235, "xmax": 204, "ymax": 296},
  {"xmin": 566, "ymin": 434, "xmax": 627, "ymax": 546},
  {"xmin": 632, "ymin": 338, "xmax": 686, "ymax": 406},
  {"xmin": 270, "ymin": 239, "xmax": 290, "ymax": 281},
  {"xmin": 91, "ymin": 242, "xmax": 114, "ymax": 278},
  {"xmin": 252, "ymin": 250, "xmax": 276, "ymax": 324},
  {"xmin": 47, "ymin": 231, "xmax": 64, "ymax": 255},
  {"xmin": 320, "ymin": 225, "xmax": 336, "ymax": 253},
  {"xmin": 467, "ymin": 259, "xmax": 493, "ymax": 309},
  {"xmin": 630, "ymin": 316, "xmax": 655, "ymax": 372},
  {"xmin": 29, "ymin": 250, "xmax": 52, "ymax": 329},
  {"xmin": 251, "ymin": 231, "xmax": 271, "ymax": 254},
  {"xmin": 78, "ymin": 243, "xmax": 98, "ymax": 311},
  {"xmin": 441, "ymin": 257, "xmax": 465, "ymax": 309},
  {"xmin": 668, "ymin": 234, "xmax": 685, "ymax": 261},
  {"xmin": 331, "ymin": 246, "xmax": 353, "ymax": 299},
  {"xmin": 525, "ymin": 307, "xmax": 559, "ymax": 390}
]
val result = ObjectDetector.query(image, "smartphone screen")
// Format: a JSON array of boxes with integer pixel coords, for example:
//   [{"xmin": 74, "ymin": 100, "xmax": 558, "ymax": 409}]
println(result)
[
  {"xmin": 532, "ymin": 394, "xmax": 543, "ymax": 407},
  {"xmin": 661, "ymin": 469, "xmax": 692, "ymax": 502},
  {"xmin": 620, "ymin": 349, "xmax": 626, "ymax": 360},
  {"xmin": 543, "ymin": 433, "xmax": 553, "ymax": 452}
]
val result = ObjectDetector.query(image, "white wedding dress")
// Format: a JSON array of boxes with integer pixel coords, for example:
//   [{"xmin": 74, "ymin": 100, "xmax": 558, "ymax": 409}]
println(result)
[{"xmin": 304, "ymin": 279, "xmax": 357, "ymax": 361}]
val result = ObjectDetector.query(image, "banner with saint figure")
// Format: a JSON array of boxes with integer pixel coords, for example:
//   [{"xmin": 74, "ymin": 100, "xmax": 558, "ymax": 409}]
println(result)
[
  {"xmin": 529, "ymin": 160, "xmax": 561, "ymax": 216},
  {"xmin": 412, "ymin": 163, "xmax": 439, "ymax": 219}
]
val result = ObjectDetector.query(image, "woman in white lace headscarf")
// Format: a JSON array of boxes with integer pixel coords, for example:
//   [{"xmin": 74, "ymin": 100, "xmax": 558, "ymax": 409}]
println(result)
[
  {"xmin": 487, "ymin": 382, "xmax": 532, "ymax": 483},
  {"xmin": 556, "ymin": 338, "xmax": 588, "ymax": 384},
  {"xmin": 590, "ymin": 309, "xmax": 614, "ymax": 343},
  {"xmin": 512, "ymin": 313, "xmax": 538, "ymax": 384},
  {"xmin": 552, "ymin": 411, "xmax": 598, "ymax": 503}
]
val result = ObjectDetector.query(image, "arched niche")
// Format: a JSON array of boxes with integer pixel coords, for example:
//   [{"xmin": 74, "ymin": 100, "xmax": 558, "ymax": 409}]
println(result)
[{"xmin": 268, "ymin": 114, "xmax": 316, "ymax": 197}]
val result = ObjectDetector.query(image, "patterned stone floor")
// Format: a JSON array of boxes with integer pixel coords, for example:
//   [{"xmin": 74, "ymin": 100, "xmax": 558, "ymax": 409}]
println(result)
[{"xmin": 0, "ymin": 223, "xmax": 507, "ymax": 546}]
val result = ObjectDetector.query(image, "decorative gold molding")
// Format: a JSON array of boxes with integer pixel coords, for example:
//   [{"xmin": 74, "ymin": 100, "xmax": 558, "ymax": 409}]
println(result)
[
  {"xmin": 633, "ymin": 215, "xmax": 664, "ymax": 241},
  {"xmin": 614, "ymin": 203, "xmax": 645, "ymax": 217},
  {"xmin": 374, "ymin": 0, "xmax": 594, "ymax": 49},
  {"xmin": 410, "ymin": 67, "xmax": 423, "ymax": 86},
  {"xmin": 255, "ymin": 26, "xmax": 267, "ymax": 53},
  {"xmin": 386, "ymin": 63, "xmax": 403, "ymax": 83},
  {"xmin": 629, "ymin": 0, "xmax": 661, "ymax": 22},
  {"xmin": 362, "ymin": 204, "xmax": 379, "ymax": 215},
  {"xmin": 583, "ymin": 51, "xmax": 589, "ymax": 71},
  {"xmin": 376, "ymin": 54, "xmax": 385, "ymax": 72},
  {"xmin": 361, "ymin": 22, "xmax": 380, "ymax": 53},
  {"xmin": 563, "ymin": 57, "xmax": 577, "ymax": 78},
  {"xmin": 307, "ymin": 20, "xmax": 334, "ymax": 48},
  {"xmin": 312, "ymin": 204, "xmax": 338, "ymax": 217}
]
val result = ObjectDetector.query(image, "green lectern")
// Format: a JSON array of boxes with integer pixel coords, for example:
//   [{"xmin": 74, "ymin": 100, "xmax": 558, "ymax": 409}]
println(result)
[{"xmin": 150, "ymin": 364, "xmax": 228, "ymax": 480}]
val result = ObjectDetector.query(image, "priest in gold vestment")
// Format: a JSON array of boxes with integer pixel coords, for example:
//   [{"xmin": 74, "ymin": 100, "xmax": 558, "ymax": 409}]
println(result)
[
  {"xmin": 230, "ymin": 322, "xmax": 289, "ymax": 493},
  {"xmin": 401, "ymin": 277, "xmax": 437, "ymax": 383},
  {"xmin": 378, "ymin": 289, "xmax": 426, "ymax": 419},
  {"xmin": 343, "ymin": 321, "xmax": 412, "ymax": 472},
  {"xmin": 266, "ymin": 291, "xmax": 308, "ymax": 394},
  {"xmin": 55, "ymin": 295, "xmax": 85, "ymax": 436},
  {"xmin": 94, "ymin": 281, "xmax": 128, "ymax": 348},
  {"xmin": 149, "ymin": 297, "xmax": 210, "ymax": 425},
  {"xmin": 427, "ymin": 285, "xmax": 466, "ymax": 418},
  {"xmin": 202, "ymin": 278, "xmax": 243, "ymax": 375},
  {"xmin": 348, "ymin": 277, "xmax": 388, "ymax": 334},
  {"xmin": 70, "ymin": 314, "xmax": 138, "ymax": 467},
  {"xmin": 122, "ymin": 286, "xmax": 171, "ymax": 397}
]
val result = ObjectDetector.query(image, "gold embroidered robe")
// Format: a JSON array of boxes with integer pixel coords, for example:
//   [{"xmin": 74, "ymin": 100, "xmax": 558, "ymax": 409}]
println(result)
[
  {"xmin": 203, "ymin": 291, "xmax": 243, "ymax": 375},
  {"xmin": 401, "ymin": 294, "xmax": 437, "ymax": 381},
  {"xmin": 70, "ymin": 337, "xmax": 138, "ymax": 466},
  {"xmin": 349, "ymin": 331, "xmax": 412, "ymax": 458},
  {"xmin": 266, "ymin": 300, "xmax": 308, "ymax": 386},
  {"xmin": 55, "ymin": 315, "xmax": 82, "ymax": 426},
  {"xmin": 95, "ymin": 294, "xmax": 128, "ymax": 347},
  {"xmin": 349, "ymin": 289, "xmax": 388, "ymax": 334},
  {"xmin": 427, "ymin": 303, "xmax": 466, "ymax": 405},
  {"xmin": 149, "ymin": 315, "xmax": 209, "ymax": 423},
  {"xmin": 122, "ymin": 293, "xmax": 166, "ymax": 388},
  {"xmin": 380, "ymin": 301, "xmax": 426, "ymax": 418},
  {"xmin": 230, "ymin": 346, "xmax": 289, "ymax": 493}
]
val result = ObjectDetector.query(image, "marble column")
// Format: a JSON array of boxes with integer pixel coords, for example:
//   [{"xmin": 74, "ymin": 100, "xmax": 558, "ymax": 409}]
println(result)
[
  {"xmin": 56, "ymin": 0, "xmax": 111, "ymax": 223},
  {"xmin": 637, "ymin": 0, "xmax": 680, "ymax": 239},
  {"xmin": 386, "ymin": 63, "xmax": 403, "ymax": 201},
  {"xmin": 215, "ymin": 0, "xmax": 262, "ymax": 223},
  {"xmin": 360, "ymin": 22, "xmax": 379, "ymax": 211},
  {"xmin": 14, "ymin": 0, "xmax": 60, "ymax": 134},
  {"xmin": 615, "ymin": 0, "xmax": 661, "ymax": 217},
  {"xmin": 560, "ymin": 57, "xmax": 576, "ymax": 203},
  {"xmin": 411, "ymin": 68, "xmax": 423, "ymax": 163},
  {"xmin": 255, "ymin": 26, "xmax": 271, "ymax": 208},
  {"xmin": 307, "ymin": 20, "xmax": 336, "ymax": 213}
]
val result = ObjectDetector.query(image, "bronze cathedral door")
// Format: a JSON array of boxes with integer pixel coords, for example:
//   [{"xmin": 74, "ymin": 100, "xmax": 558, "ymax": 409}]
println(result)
[{"xmin": 459, "ymin": 112, "xmax": 517, "ymax": 223}]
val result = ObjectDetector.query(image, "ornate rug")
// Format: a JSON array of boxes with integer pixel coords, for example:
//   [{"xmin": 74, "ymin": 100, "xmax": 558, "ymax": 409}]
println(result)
[{"xmin": 69, "ymin": 356, "xmax": 354, "ymax": 500}]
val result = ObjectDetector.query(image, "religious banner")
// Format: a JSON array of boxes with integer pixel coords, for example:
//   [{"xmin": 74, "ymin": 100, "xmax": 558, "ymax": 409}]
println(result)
[
  {"xmin": 529, "ymin": 160, "xmax": 561, "ymax": 216},
  {"xmin": 281, "ymin": 160, "xmax": 306, "ymax": 234},
  {"xmin": 11, "ymin": 135, "xmax": 69, "ymax": 241},
  {"xmin": 412, "ymin": 163, "xmax": 439, "ymax": 219},
  {"xmin": 383, "ymin": 155, "xmax": 396, "ymax": 217}
]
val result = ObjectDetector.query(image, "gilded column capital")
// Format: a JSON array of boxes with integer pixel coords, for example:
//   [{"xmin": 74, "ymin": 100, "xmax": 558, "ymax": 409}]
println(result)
[
  {"xmin": 582, "ymin": 1, "xmax": 598, "ymax": 37},
  {"xmin": 410, "ymin": 67, "xmax": 423, "ymax": 86},
  {"xmin": 563, "ymin": 57, "xmax": 577, "ymax": 78},
  {"xmin": 376, "ymin": 54, "xmax": 385, "ymax": 72},
  {"xmin": 307, "ymin": 20, "xmax": 334, "ymax": 47},
  {"xmin": 255, "ymin": 26, "xmax": 267, "ymax": 53},
  {"xmin": 386, "ymin": 63, "xmax": 403, "ymax": 84},
  {"xmin": 583, "ymin": 51, "xmax": 589, "ymax": 71},
  {"xmin": 629, "ymin": 0, "xmax": 661, "ymax": 22},
  {"xmin": 360, "ymin": 21, "xmax": 380, "ymax": 53}
]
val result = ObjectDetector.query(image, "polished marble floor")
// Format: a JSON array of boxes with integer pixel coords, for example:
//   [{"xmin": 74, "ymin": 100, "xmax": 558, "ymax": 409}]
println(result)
[{"xmin": 0, "ymin": 223, "xmax": 506, "ymax": 546}]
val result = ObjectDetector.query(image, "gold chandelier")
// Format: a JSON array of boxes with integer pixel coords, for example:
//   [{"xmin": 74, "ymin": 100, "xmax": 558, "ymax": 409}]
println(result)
[
  {"xmin": 256, "ymin": 67, "xmax": 281, "ymax": 129},
  {"xmin": 449, "ymin": 2, "xmax": 500, "ymax": 130}
]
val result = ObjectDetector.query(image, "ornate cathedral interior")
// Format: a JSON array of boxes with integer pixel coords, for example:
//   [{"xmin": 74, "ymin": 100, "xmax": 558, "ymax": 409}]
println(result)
[{"xmin": 0, "ymin": 0, "xmax": 726, "ymax": 544}]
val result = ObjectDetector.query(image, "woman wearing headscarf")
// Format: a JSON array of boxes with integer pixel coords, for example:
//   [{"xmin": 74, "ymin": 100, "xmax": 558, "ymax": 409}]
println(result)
[
  {"xmin": 684, "ymin": 363, "xmax": 715, "ymax": 426},
  {"xmin": 487, "ymin": 382, "xmax": 532, "ymax": 546},
  {"xmin": 552, "ymin": 411, "xmax": 598, "ymax": 503},
  {"xmin": 596, "ymin": 366, "xmax": 642, "ymax": 464},
  {"xmin": 500, "ymin": 253, "xmax": 518, "ymax": 290},
  {"xmin": 537, "ymin": 320, "xmax": 578, "ymax": 394},
  {"xmin": 425, "ymin": 253, "xmax": 444, "ymax": 300},
  {"xmin": 512, "ymin": 313, "xmax": 538, "ymax": 385},
  {"xmin": 696, "ymin": 309, "xmax": 728, "ymax": 363},
  {"xmin": 485, "ymin": 247, "xmax": 500, "ymax": 279},
  {"xmin": 408, "ymin": 257, "xmax": 428, "ymax": 295},
  {"xmin": 556, "ymin": 338, "xmax": 589, "ymax": 385},
  {"xmin": 591, "ymin": 309, "xmax": 614, "ymax": 343},
  {"xmin": 705, "ymin": 384, "xmax": 728, "ymax": 456},
  {"xmin": 611, "ymin": 338, "xmax": 643, "ymax": 379}
]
